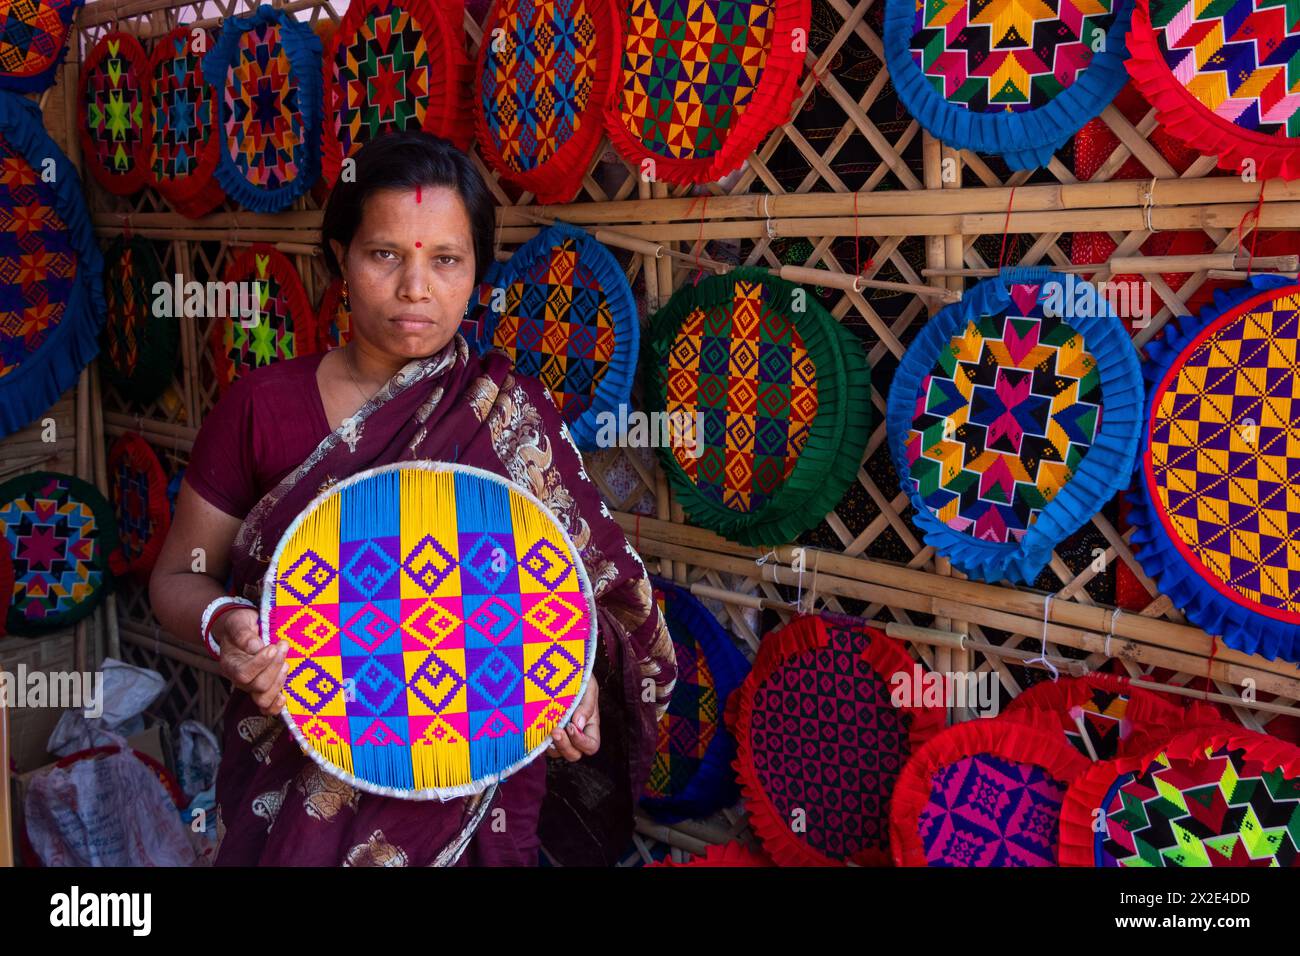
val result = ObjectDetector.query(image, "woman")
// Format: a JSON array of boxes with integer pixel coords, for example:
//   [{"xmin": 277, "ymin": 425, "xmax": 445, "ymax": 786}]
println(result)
[{"xmin": 149, "ymin": 132, "xmax": 676, "ymax": 866}]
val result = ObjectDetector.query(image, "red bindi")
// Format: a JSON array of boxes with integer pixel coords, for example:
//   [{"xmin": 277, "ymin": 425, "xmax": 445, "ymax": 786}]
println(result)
[{"xmin": 415, "ymin": 241, "xmax": 422, "ymax": 248}]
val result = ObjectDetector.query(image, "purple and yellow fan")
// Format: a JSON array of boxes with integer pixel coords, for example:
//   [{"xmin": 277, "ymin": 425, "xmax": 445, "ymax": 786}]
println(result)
[
  {"xmin": 263, "ymin": 462, "xmax": 597, "ymax": 799},
  {"xmin": 1131, "ymin": 275, "xmax": 1300, "ymax": 662},
  {"xmin": 0, "ymin": 0, "xmax": 84, "ymax": 93}
]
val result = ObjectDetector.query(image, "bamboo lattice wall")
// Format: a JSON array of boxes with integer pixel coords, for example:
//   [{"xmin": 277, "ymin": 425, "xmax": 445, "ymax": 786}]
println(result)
[{"xmin": 39, "ymin": 0, "xmax": 1300, "ymax": 862}]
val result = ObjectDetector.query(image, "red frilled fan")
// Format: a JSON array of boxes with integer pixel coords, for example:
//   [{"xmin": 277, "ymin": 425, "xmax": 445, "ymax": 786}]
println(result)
[
  {"xmin": 606, "ymin": 0, "xmax": 810, "ymax": 184},
  {"xmin": 474, "ymin": 0, "xmax": 622, "ymax": 203},
  {"xmin": 1060, "ymin": 727, "xmax": 1300, "ymax": 867},
  {"xmin": 1126, "ymin": 0, "xmax": 1300, "ymax": 179},
  {"xmin": 889, "ymin": 718, "xmax": 1089, "ymax": 866},
  {"xmin": 316, "ymin": 277, "xmax": 352, "ymax": 352},
  {"xmin": 79, "ymin": 30, "xmax": 151, "ymax": 196},
  {"xmin": 105, "ymin": 433, "xmax": 171, "ymax": 585},
  {"xmin": 208, "ymin": 244, "xmax": 318, "ymax": 393},
  {"xmin": 1002, "ymin": 672, "xmax": 1226, "ymax": 762},
  {"xmin": 647, "ymin": 841, "xmax": 773, "ymax": 867},
  {"xmin": 728, "ymin": 614, "xmax": 944, "ymax": 866},
  {"xmin": 321, "ymin": 0, "xmax": 472, "ymax": 187},
  {"xmin": 146, "ymin": 25, "xmax": 226, "ymax": 218}
]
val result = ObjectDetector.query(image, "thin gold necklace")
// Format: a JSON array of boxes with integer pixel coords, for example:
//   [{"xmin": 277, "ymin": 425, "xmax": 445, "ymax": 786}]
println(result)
[{"xmin": 342, "ymin": 345, "xmax": 377, "ymax": 404}]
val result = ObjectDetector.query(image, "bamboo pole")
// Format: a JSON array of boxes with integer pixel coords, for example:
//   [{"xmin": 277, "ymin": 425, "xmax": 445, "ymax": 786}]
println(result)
[
  {"xmin": 88, "ymin": 363, "xmax": 120, "ymax": 661},
  {"xmin": 610, "ymin": 512, "xmax": 1300, "ymax": 686},
  {"xmin": 74, "ymin": 368, "xmax": 91, "ymax": 677},
  {"xmin": 1108, "ymin": 253, "xmax": 1299, "ymax": 274},
  {"xmin": 926, "ymin": 253, "xmax": 1300, "ymax": 278},
  {"xmin": 627, "ymin": 529, "xmax": 1300, "ymax": 700},
  {"xmin": 493, "ymin": 177, "xmax": 1300, "ymax": 227},
  {"xmin": 0, "ymin": 696, "xmax": 10, "ymax": 867},
  {"xmin": 776, "ymin": 264, "xmax": 959, "ymax": 301},
  {"xmin": 104, "ymin": 412, "xmax": 197, "ymax": 441},
  {"xmin": 92, "ymin": 177, "xmax": 1298, "ymax": 236}
]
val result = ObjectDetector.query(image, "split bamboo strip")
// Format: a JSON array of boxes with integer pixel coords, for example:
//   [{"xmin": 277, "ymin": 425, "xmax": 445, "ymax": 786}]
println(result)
[
  {"xmin": 88, "ymin": 363, "xmax": 120, "ymax": 660},
  {"xmin": 776, "ymin": 264, "xmax": 959, "ymax": 301},
  {"xmin": 0, "ymin": 699, "xmax": 9, "ymax": 866},
  {"xmin": 118, "ymin": 620, "xmax": 221, "ymax": 675}
]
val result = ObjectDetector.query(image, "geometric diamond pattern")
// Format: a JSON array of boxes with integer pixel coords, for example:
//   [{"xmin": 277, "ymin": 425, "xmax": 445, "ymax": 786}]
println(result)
[
  {"xmin": 1152, "ymin": 0, "xmax": 1300, "ymax": 139},
  {"xmin": 907, "ymin": 283, "xmax": 1102, "ymax": 543},
  {"xmin": 665, "ymin": 278, "xmax": 819, "ymax": 512},
  {"xmin": 1148, "ymin": 293, "xmax": 1300, "ymax": 618},
  {"xmin": 482, "ymin": 239, "xmax": 616, "ymax": 425},
  {"xmin": 1102, "ymin": 744, "xmax": 1300, "ymax": 867},
  {"xmin": 267, "ymin": 466, "xmax": 593, "ymax": 794},
  {"xmin": 908, "ymin": 0, "xmax": 1116, "ymax": 113},
  {"xmin": 918, "ymin": 752, "xmax": 1068, "ymax": 865},
  {"xmin": 615, "ymin": 0, "xmax": 772, "ymax": 160},
  {"xmin": 750, "ymin": 622, "xmax": 911, "ymax": 860}
]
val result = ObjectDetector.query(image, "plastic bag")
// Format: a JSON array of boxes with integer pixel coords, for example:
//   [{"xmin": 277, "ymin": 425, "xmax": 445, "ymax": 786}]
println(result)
[
  {"xmin": 24, "ymin": 736, "xmax": 198, "ymax": 867},
  {"xmin": 47, "ymin": 658, "xmax": 166, "ymax": 757},
  {"xmin": 176, "ymin": 720, "xmax": 221, "ymax": 800}
]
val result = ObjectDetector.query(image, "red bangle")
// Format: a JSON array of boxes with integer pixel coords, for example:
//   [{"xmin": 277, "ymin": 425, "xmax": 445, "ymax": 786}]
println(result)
[{"xmin": 204, "ymin": 601, "xmax": 251, "ymax": 660}]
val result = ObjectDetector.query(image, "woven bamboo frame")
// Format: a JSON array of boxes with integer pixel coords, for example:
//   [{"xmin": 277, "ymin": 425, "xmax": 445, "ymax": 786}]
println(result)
[{"xmin": 54, "ymin": 0, "xmax": 1300, "ymax": 865}]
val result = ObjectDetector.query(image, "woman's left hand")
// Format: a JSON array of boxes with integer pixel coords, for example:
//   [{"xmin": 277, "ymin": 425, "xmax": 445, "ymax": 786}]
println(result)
[{"xmin": 547, "ymin": 679, "xmax": 599, "ymax": 761}]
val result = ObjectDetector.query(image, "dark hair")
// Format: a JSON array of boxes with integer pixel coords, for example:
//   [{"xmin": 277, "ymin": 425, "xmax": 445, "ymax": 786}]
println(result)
[{"xmin": 320, "ymin": 132, "xmax": 496, "ymax": 287}]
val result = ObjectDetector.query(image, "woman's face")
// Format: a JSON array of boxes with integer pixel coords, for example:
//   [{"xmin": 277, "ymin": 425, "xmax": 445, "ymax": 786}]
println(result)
[{"xmin": 330, "ymin": 185, "xmax": 477, "ymax": 360}]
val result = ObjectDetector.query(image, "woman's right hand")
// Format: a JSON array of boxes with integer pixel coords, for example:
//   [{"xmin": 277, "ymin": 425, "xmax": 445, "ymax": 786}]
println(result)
[{"xmin": 216, "ymin": 608, "xmax": 288, "ymax": 716}]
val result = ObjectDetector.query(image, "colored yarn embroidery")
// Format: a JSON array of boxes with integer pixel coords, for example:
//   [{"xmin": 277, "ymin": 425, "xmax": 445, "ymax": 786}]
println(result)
[
  {"xmin": 641, "ymin": 576, "xmax": 750, "ymax": 822},
  {"xmin": 147, "ymin": 25, "xmax": 226, "ymax": 218},
  {"xmin": 0, "ymin": 471, "xmax": 119, "ymax": 635},
  {"xmin": 607, "ymin": 0, "xmax": 811, "ymax": 184},
  {"xmin": 322, "ymin": 0, "xmax": 471, "ymax": 186},
  {"xmin": 470, "ymin": 221, "xmax": 639, "ymax": 449},
  {"xmin": 0, "ymin": 0, "xmax": 84, "ymax": 92},
  {"xmin": 202, "ymin": 4, "xmax": 322, "ymax": 211},
  {"xmin": 475, "ymin": 0, "xmax": 620, "ymax": 202},
  {"xmin": 1060, "ymin": 727, "xmax": 1300, "ymax": 866},
  {"xmin": 887, "ymin": 267, "xmax": 1144, "ymax": 583},
  {"xmin": 79, "ymin": 31, "xmax": 150, "ymax": 196},
  {"xmin": 0, "ymin": 91, "xmax": 106, "ymax": 441},
  {"xmin": 209, "ymin": 244, "xmax": 317, "ymax": 393},
  {"xmin": 262, "ymin": 463, "xmax": 596, "ymax": 799},
  {"xmin": 729, "ymin": 614, "xmax": 944, "ymax": 865},
  {"xmin": 106, "ymin": 434, "xmax": 170, "ymax": 584},
  {"xmin": 645, "ymin": 267, "xmax": 872, "ymax": 546},
  {"xmin": 99, "ymin": 235, "xmax": 178, "ymax": 406},
  {"xmin": 1003, "ymin": 671, "xmax": 1224, "ymax": 761},
  {"xmin": 1127, "ymin": 0, "xmax": 1300, "ymax": 180},
  {"xmin": 890, "ymin": 716, "xmax": 1088, "ymax": 866},
  {"xmin": 1130, "ymin": 275, "xmax": 1300, "ymax": 662},
  {"xmin": 884, "ymin": 0, "xmax": 1134, "ymax": 169},
  {"xmin": 316, "ymin": 277, "xmax": 351, "ymax": 352}
]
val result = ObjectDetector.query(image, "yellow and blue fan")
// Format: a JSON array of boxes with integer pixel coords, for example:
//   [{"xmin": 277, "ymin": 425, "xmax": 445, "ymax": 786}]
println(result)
[{"xmin": 262, "ymin": 462, "xmax": 597, "ymax": 799}]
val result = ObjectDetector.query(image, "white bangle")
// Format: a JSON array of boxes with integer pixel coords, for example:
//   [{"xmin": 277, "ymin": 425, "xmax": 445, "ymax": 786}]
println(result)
[{"xmin": 200, "ymin": 596, "xmax": 257, "ymax": 659}]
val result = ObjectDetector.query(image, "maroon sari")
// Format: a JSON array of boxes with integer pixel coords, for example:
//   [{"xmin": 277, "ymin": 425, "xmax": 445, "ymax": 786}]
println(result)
[{"xmin": 211, "ymin": 335, "xmax": 676, "ymax": 866}]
